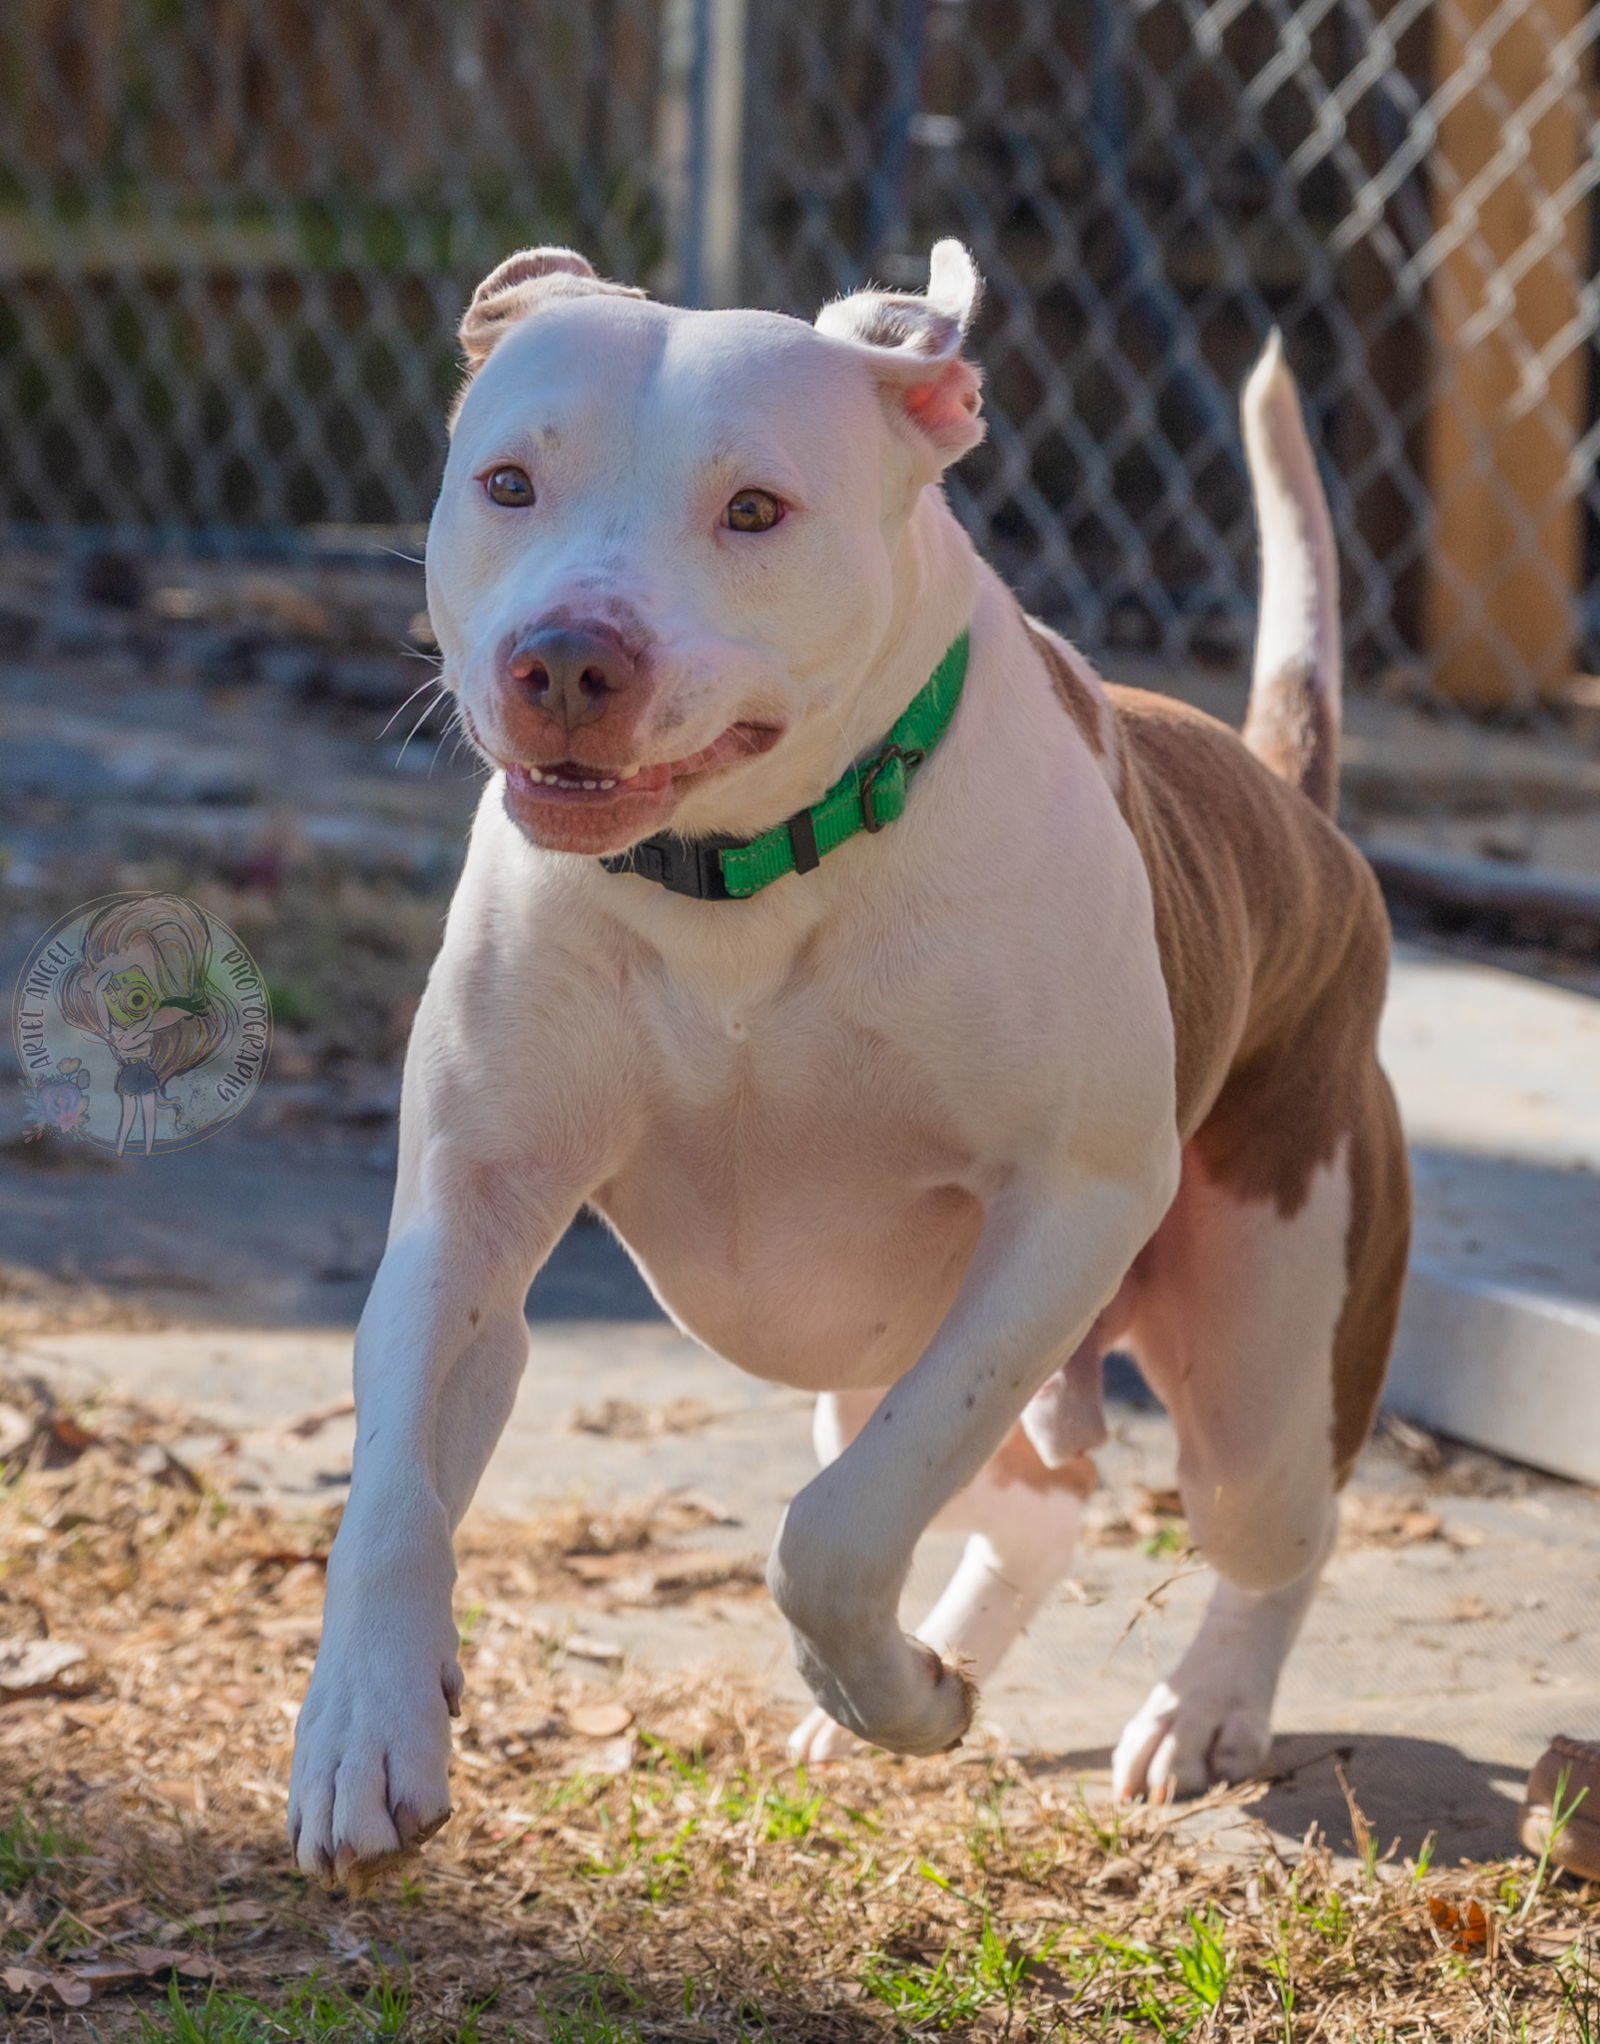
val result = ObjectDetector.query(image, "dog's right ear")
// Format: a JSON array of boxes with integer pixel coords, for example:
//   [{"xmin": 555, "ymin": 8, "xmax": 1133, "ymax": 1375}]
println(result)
[{"xmin": 458, "ymin": 248, "xmax": 648, "ymax": 372}]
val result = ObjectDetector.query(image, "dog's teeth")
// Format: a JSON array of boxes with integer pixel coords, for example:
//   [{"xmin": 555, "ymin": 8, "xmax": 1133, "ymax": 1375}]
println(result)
[
  {"xmin": 599, "ymin": 779, "xmax": 616, "ymax": 790},
  {"xmin": 616, "ymin": 764, "xmax": 641, "ymax": 781},
  {"xmin": 524, "ymin": 766, "xmax": 545, "ymax": 783},
  {"xmin": 582, "ymin": 780, "xmax": 597, "ymax": 790}
]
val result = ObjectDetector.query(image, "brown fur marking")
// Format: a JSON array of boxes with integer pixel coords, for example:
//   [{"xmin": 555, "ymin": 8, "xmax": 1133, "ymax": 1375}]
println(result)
[
  {"xmin": 1069, "ymin": 680, "xmax": 1409, "ymax": 1483},
  {"xmin": 1106, "ymin": 686, "xmax": 1390, "ymax": 1218},
  {"xmin": 1331, "ymin": 1062, "xmax": 1411, "ymax": 1480},
  {"xmin": 1025, "ymin": 619, "xmax": 1107, "ymax": 761}
]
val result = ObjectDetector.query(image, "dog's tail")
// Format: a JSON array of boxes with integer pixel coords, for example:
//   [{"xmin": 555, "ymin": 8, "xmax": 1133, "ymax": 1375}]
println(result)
[{"xmin": 1239, "ymin": 332, "xmax": 1341, "ymax": 817}]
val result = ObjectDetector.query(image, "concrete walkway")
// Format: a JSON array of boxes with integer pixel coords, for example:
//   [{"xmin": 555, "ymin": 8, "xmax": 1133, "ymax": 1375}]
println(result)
[
  {"xmin": 1381, "ymin": 946, "xmax": 1600, "ymax": 1481},
  {"xmin": 5, "ymin": 943, "xmax": 1598, "ymax": 1866}
]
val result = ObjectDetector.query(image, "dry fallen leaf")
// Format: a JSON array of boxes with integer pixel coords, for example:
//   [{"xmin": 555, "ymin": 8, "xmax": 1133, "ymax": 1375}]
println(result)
[
  {"xmin": 0, "ymin": 1637, "xmax": 90, "ymax": 1701},
  {"xmin": 1427, "ymin": 1894, "xmax": 1492, "ymax": 1953},
  {"xmin": 279, "ymin": 1397, "xmax": 356, "ymax": 1440},
  {"xmin": 158, "ymin": 1899, "xmax": 270, "ymax": 1934},
  {"xmin": 570, "ymin": 1397, "xmax": 718, "ymax": 1439},
  {"xmin": 564, "ymin": 1634, "xmax": 624, "ymax": 1665},
  {"xmin": 1342, "ymin": 1494, "xmax": 1446, "ymax": 1548},
  {"xmin": 567, "ymin": 1700, "xmax": 635, "ymax": 1739},
  {"xmin": 563, "ymin": 1549, "xmax": 762, "ymax": 1605},
  {"xmin": 67, "ymin": 1960, "xmax": 150, "ymax": 1996},
  {"xmin": 126, "ymin": 1946, "xmax": 218, "ymax": 1979},
  {"xmin": 3, "ymin": 1947, "xmax": 221, "ymax": 2003},
  {"xmin": 3, "ymin": 1964, "xmax": 93, "ymax": 2006},
  {"xmin": 148, "ymin": 1776, "xmax": 206, "ymax": 1813}
]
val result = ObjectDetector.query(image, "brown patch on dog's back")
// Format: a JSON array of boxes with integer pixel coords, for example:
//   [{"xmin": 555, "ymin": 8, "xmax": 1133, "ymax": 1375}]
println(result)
[
  {"xmin": 1083, "ymin": 681, "xmax": 1410, "ymax": 1486},
  {"xmin": 1106, "ymin": 686, "xmax": 1390, "ymax": 1221},
  {"xmin": 1025, "ymin": 619, "xmax": 1110, "ymax": 762}
]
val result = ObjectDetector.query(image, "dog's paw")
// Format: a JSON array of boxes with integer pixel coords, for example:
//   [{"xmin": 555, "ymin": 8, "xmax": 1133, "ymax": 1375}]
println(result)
[
  {"xmin": 787, "ymin": 1706, "xmax": 863, "ymax": 1766},
  {"xmin": 1111, "ymin": 1678, "xmax": 1272, "ymax": 1804},
  {"xmin": 793, "ymin": 1636, "xmax": 976, "ymax": 1758},
  {"xmin": 288, "ymin": 1647, "xmax": 461, "ymax": 1889}
]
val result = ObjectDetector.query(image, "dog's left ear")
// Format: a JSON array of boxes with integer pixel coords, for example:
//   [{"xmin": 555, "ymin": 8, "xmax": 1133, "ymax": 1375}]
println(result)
[
  {"xmin": 815, "ymin": 240, "xmax": 985, "ymax": 470},
  {"xmin": 458, "ymin": 246, "xmax": 648, "ymax": 373}
]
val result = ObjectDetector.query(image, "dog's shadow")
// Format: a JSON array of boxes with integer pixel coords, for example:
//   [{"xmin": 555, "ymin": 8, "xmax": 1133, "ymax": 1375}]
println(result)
[{"xmin": 1044, "ymin": 1730, "xmax": 1528, "ymax": 1865}]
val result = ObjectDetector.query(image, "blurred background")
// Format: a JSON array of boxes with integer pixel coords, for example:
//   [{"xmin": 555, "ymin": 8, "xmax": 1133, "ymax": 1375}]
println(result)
[{"xmin": 8, "ymin": 0, "xmax": 1600, "ymax": 706}]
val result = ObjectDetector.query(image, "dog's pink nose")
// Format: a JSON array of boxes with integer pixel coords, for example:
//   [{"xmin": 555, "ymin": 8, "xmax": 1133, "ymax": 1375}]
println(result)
[{"xmin": 503, "ymin": 623, "xmax": 637, "ymax": 733}]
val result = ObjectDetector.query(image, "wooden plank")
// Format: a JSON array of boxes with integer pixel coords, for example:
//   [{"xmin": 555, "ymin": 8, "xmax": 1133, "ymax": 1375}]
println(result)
[{"xmin": 1425, "ymin": 0, "xmax": 1590, "ymax": 707}]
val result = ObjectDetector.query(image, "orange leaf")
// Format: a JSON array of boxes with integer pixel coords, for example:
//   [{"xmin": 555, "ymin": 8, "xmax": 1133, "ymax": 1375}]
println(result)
[{"xmin": 1426, "ymin": 1895, "xmax": 1491, "ymax": 1951}]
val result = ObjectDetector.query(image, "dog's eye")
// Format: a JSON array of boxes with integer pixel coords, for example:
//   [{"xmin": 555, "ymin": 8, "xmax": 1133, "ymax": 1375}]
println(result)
[
  {"xmin": 484, "ymin": 466, "xmax": 535, "ymax": 508},
  {"xmin": 723, "ymin": 489, "xmax": 783, "ymax": 533}
]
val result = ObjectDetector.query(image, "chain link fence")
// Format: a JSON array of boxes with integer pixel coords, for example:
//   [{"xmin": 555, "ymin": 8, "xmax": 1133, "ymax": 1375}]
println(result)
[
  {"xmin": 5, "ymin": 0, "xmax": 1600, "ymax": 877},
  {"xmin": 0, "ymin": 0, "xmax": 671, "ymax": 532}
]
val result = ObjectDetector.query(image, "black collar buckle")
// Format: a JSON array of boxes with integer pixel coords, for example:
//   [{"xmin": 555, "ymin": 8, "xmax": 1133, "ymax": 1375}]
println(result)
[{"xmin": 600, "ymin": 834, "xmax": 736, "ymax": 900}]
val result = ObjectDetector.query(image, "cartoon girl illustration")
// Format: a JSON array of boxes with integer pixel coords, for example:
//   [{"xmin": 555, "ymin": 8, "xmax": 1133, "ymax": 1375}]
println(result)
[{"xmin": 55, "ymin": 896, "xmax": 236, "ymax": 1157}]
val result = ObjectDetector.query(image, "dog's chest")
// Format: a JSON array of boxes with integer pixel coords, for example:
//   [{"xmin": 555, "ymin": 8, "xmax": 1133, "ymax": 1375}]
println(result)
[{"xmin": 595, "ymin": 967, "xmax": 996, "ymax": 1392}]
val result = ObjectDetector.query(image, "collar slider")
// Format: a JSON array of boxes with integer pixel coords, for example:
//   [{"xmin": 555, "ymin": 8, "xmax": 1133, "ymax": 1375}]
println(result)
[{"xmin": 858, "ymin": 742, "xmax": 926, "ymax": 833}]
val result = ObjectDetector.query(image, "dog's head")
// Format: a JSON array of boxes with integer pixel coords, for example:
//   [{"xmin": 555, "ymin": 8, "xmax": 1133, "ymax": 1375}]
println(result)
[{"xmin": 427, "ymin": 243, "xmax": 984, "ymax": 857}]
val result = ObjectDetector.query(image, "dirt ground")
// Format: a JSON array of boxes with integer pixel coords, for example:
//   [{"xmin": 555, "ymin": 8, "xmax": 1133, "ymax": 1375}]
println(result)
[
  {"xmin": 3, "ymin": 549, "xmax": 1600, "ymax": 2038},
  {"xmin": 0, "ymin": 1372, "xmax": 1596, "ymax": 2044}
]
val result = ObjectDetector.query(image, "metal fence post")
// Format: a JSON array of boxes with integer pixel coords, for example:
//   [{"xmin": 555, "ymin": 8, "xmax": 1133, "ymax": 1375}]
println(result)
[{"xmin": 678, "ymin": 0, "xmax": 747, "ymax": 308}]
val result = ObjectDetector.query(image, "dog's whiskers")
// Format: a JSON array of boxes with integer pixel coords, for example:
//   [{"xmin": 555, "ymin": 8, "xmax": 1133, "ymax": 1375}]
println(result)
[
  {"xmin": 379, "ymin": 673, "xmax": 448, "ymax": 742},
  {"xmin": 394, "ymin": 683, "xmax": 453, "ymax": 767}
]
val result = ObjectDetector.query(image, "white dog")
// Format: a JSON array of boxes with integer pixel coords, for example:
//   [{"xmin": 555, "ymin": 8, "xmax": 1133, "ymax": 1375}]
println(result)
[{"xmin": 289, "ymin": 241, "xmax": 1409, "ymax": 1885}]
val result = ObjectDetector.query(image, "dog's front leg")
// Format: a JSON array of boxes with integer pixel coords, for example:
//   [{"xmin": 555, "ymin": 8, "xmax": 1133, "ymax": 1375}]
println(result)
[
  {"xmin": 768, "ymin": 1166, "xmax": 1173, "ymax": 1756},
  {"xmin": 288, "ymin": 1165, "xmax": 578, "ymax": 1883}
]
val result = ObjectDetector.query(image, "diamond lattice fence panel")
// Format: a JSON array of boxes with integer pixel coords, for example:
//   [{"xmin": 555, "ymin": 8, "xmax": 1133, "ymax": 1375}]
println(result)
[
  {"xmin": 0, "ymin": 0, "xmax": 669, "ymax": 533},
  {"xmin": 743, "ymin": 0, "xmax": 1600, "ymax": 706}
]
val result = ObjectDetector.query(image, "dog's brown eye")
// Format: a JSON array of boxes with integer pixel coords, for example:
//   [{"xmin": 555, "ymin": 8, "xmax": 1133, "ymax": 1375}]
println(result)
[
  {"xmin": 485, "ymin": 466, "xmax": 535, "ymax": 508},
  {"xmin": 724, "ymin": 488, "xmax": 782, "ymax": 533}
]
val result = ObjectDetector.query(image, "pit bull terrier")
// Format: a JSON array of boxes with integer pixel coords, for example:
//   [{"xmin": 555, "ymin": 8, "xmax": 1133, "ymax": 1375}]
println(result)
[{"xmin": 288, "ymin": 240, "xmax": 1410, "ymax": 1884}]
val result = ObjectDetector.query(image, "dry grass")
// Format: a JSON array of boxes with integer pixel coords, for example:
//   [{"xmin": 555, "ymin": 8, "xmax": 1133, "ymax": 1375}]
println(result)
[{"xmin": 0, "ymin": 1377, "xmax": 1594, "ymax": 2043}]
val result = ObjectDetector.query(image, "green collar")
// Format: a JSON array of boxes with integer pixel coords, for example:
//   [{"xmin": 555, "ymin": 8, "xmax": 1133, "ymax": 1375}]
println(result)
[{"xmin": 600, "ymin": 631, "xmax": 969, "ymax": 900}]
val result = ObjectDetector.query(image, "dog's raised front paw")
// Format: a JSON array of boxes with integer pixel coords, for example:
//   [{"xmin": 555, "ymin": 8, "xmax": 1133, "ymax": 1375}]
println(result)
[
  {"xmin": 1110, "ymin": 1677, "xmax": 1272, "ymax": 1804},
  {"xmin": 288, "ymin": 1646, "xmax": 461, "ymax": 1889},
  {"xmin": 792, "ymin": 1636, "xmax": 976, "ymax": 1758},
  {"xmin": 787, "ymin": 1706, "xmax": 863, "ymax": 1766}
]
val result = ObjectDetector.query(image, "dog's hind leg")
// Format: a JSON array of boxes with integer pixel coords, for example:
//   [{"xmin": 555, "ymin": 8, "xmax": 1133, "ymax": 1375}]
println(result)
[
  {"xmin": 1112, "ymin": 1076, "xmax": 1408, "ymax": 1801},
  {"xmin": 790, "ymin": 1391, "xmax": 1098, "ymax": 1764}
]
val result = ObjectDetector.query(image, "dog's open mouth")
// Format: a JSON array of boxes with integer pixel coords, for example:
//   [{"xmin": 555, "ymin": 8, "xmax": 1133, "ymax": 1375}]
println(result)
[
  {"xmin": 496, "ymin": 720, "xmax": 783, "ymax": 855},
  {"xmin": 503, "ymin": 722, "xmax": 781, "ymax": 808}
]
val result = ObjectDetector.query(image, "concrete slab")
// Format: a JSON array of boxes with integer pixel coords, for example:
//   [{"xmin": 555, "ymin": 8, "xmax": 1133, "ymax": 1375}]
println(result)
[{"xmin": 1381, "ymin": 946, "xmax": 1600, "ymax": 1481}]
